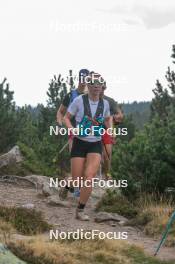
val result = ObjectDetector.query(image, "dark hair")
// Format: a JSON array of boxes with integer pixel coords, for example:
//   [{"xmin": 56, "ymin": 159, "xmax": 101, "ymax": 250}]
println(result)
[{"xmin": 79, "ymin": 69, "xmax": 89, "ymax": 83}]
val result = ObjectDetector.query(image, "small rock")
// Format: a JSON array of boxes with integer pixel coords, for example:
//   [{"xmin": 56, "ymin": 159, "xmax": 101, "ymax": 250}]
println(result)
[
  {"xmin": 119, "ymin": 220, "xmax": 126, "ymax": 226},
  {"xmin": 94, "ymin": 212, "xmax": 128, "ymax": 224},
  {"xmin": 47, "ymin": 195, "xmax": 69, "ymax": 207},
  {"xmin": 21, "ymin": 203, "xmax": 35, "ymax": 209},
  {"xmin": 110, "ymin": 222, "xmax": 117, "ymax": 227},
  {"xmin": 25, "ymin": 175, "xmax": 50, "ymax": 189},
  {"xmin": 42, "ymin": 183, "xmax": 54, "ymax": 196},
  {"xmin": 125, "ymin": 226, "xmax": 137, "ymax": 232},
  {"xmin": 0, "ymin": 243, "xmax": 26, "ymax": 263}
]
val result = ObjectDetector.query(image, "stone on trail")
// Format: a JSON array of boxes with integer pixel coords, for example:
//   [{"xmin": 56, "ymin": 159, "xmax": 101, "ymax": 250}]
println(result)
[
  {"xmin": 95, "ymin": 212, "xmax": 128, "ymax": 224},
  {"xmin": 42, "ymin": 183, "xmax": 54, "ymax": 196},
  {"xmin": 21, "ymin": 203, "xmax": 35, "ymax": 209},
  {"xmin": 0, "ymin": 243, "xmax": 26, "ymax": 264},
  {"xmin": 42, "ymin": 182, "xmax": 60, "ymax": 197},
  {"xmin": 25, "ymin": 175, "xmax": 50, "ymax": 189},
  {"xmin": 47, "ymin": 195, "xmax": 70, "ymax": 207},
  {"xmin": 25, "ymin": 175, "xmax": 60, "ymax": 196}
]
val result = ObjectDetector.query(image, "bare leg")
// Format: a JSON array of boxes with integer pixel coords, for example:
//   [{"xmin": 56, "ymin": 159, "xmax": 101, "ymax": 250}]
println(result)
[
  {"xmin": 79, "ymin": 153, "xmax": 101, "ymax": 204},
  {"xmin": 102, "ymin": 144, "xmax": 112, "ymax": 179},
  {"xmin": 71, "ymin": 157, "xmax": 85, "ymax": 187}
]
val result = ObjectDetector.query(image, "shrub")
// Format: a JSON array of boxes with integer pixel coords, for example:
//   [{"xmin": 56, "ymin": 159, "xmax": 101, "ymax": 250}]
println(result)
[{"xmin": 96, "ymin": 190, "xmax": 138, "ymax": 219}]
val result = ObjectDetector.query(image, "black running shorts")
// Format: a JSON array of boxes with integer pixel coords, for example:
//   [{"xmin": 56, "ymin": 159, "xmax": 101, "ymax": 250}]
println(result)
[{"xmin": 71, "ymin": 137, "xmax": 102, "ymax": 158}]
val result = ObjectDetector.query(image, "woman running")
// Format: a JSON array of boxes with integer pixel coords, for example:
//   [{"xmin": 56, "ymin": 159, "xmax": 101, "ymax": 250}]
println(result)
[{"xmin": 63, "ymin": 73, "xmax": 111, "ymax": 221}]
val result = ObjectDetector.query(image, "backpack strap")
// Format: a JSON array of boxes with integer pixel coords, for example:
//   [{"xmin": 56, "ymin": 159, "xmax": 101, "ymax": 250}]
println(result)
[
  {"xmin": 82, "ymin": 94, "xmax": 104, "ymax": 119},
  {"xmin": 95, "ymin": 98, "xmax": 104, "ymax": 118},
  {"xmin": 82, "ymin": 94, "xmax": 92, "ymax": 118}
]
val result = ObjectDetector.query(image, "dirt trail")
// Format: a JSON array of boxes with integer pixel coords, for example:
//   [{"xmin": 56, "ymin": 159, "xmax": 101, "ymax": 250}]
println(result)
[{"xmin": 0, "ymin": 182, "xmax": 175, "ymax": 262}]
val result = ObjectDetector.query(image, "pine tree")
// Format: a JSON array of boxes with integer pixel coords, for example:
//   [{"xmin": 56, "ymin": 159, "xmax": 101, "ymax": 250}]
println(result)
[
  {"xmin": 0, "ymin": 78, "xmax": 17, "ymax": 152},
  {"xmin": 151, "ymin": 45, "xmax": 175, "ymax": 120}
]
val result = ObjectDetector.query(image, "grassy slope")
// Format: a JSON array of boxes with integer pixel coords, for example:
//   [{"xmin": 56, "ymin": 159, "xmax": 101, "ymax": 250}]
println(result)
[{"xmin": 8, "ymin": 237, "xmax": 175, "ymax": 264}]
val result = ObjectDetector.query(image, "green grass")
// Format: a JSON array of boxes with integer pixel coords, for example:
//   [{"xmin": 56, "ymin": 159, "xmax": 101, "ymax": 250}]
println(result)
[
  {"xmin": 0, "ymin": 206, "xmax": 51, "ymax": 235},
  {"xmin": 96, "ymin": 189, "xmax": 138, "ymax": 218},
  {"xmin": 123, "ymin": 244, "xmax": 174, "ymax": 264}
]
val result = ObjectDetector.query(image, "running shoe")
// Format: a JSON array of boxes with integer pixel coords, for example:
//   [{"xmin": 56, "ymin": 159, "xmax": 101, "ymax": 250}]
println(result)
[{"xmin": 76, "ymin": 208, "xmax": 90, "ymax": 221}]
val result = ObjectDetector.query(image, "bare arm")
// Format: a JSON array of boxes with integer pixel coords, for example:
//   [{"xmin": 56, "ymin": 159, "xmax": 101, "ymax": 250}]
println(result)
[
  {"xmin": 104, "ymin": 116, "xmax": 113, "ymax": 130},
  {"xmin": 63, "ymin": 112, "xmax": 74, "ymax": 129},
  {"xmin": 56, "ymin": 104, "xmax": 67, "ymax": 126}
]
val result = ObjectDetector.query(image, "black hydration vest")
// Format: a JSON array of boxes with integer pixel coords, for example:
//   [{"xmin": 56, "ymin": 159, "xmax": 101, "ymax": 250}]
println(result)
[{"xmin": 78, "ymin": 94, "xmax": 105, "ymax": 137}]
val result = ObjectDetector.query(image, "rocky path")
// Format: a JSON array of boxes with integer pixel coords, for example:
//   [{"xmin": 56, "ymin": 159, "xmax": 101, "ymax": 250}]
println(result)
[{"xmin": 0, "ymin": 182, "xmax": 175, "ymax": 262}]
